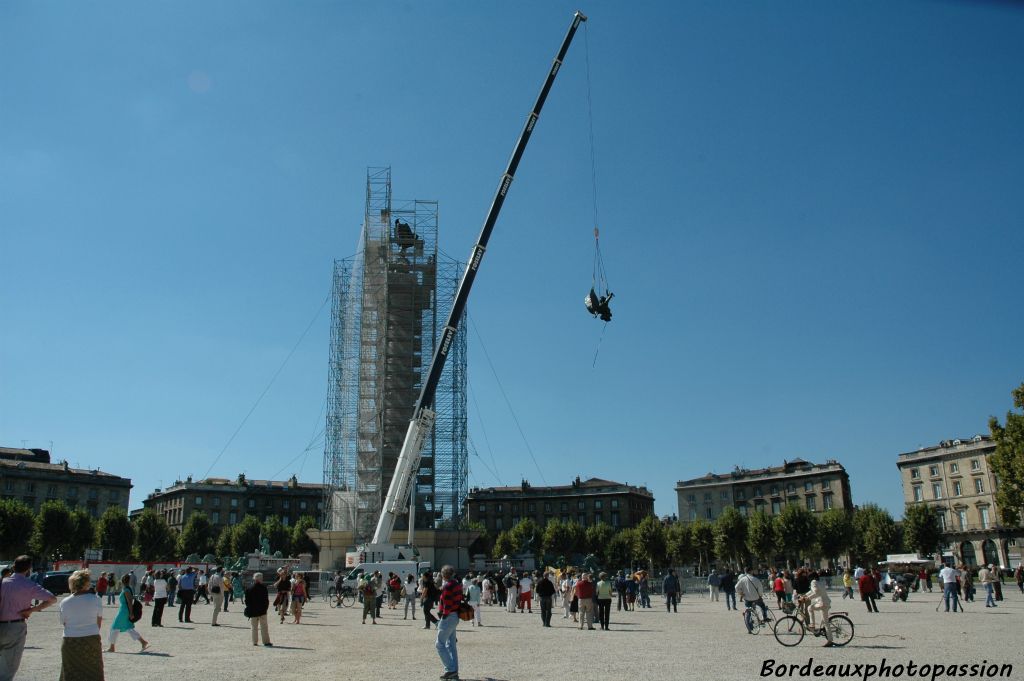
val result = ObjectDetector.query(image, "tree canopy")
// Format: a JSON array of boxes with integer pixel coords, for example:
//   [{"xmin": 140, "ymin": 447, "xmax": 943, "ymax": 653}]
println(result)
[
  {"xmin": 775, "ymin": 503, "xmax": 818, "ymax": 567},
  {"xmin": 816, "ymin": 508, "xmax": 855, "ymax": 569},
  {"xmin": 133, "ymin": 509, "xmax": 176, "ymax": 561},
  {"xmin": 96, "ymin": 506, "xmax": 134, "ymax": 560},
  {"xmin": 713, "ymin": 507, "xmax": 748, "ymax": 568},
  {"xmin": 177, "ymin": 512, "xmax": 215, "ymax": 557},
  {"xmin": 32, "ymin": 500, "xmax": 75, "ymax": 560},
  {"xmin": 852, "ymin": 504, "xmax": 899, "ymax": 565},
  {"xmin": 990, "ymin": 382, "xmax": 1024, "ymax": 525},
  {"xmin": 902, "ymin": 503, "xmax": 942, "ymax": 558},
  {"xmin": 745, "ymin": 510, "xmax": 778, "ymax": 565},
  {"xmin": 0, "ymin": 499, "xmax": 35, "ymax": 556}
]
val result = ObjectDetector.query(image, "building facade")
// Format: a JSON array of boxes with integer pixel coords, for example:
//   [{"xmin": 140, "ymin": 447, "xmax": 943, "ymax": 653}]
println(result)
[
  {"xmin": 676, "ymin": 458, "xmax": 854, "ymax": 523},
  {"xmin": 0, "ymin": 447, "xmax": 131, "ymax": 517},
  {"xmin": 464, "ymin": 477, "xmax": 655, "ymax": 533},
  {"xmin": 141, "ymin": 474, "xmax": 325, "ymax": 534},
  {"xmin": 897, "ymin": 435, "xmax": 1022, "ymax": 568}
]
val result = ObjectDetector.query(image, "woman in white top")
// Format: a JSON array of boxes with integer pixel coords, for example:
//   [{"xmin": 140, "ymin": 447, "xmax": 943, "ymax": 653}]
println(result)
[
  {"xmin": 151, "ymin": 570, "xmax": 169, "ymax": 627},
  {"xmin": 403, "ymin": 574, "xmax": 418, "ymax": 620},
  {"xmin": 58, "ymin": 569, "xmax": 104, "ymax": 681}
]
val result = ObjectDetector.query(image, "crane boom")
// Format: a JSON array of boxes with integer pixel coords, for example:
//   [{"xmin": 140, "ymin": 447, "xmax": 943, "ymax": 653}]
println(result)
[{"xmin": 371, "ymin": 10, "xmax": 588, "ymax": 546}]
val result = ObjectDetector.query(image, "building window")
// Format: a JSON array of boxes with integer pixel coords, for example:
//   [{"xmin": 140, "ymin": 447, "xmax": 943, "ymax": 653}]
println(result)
[
  {"xmin": 821, "ymin": 479, "xmax": 830, "ymax": 489},
  {"xmin": 720, "ymin": 490, "xmax": 729, "ymax": 500},
  {"xmin": 932, "ymin": 484, "xmax": 942, "ymax": 499},
  {"xmin": 282, "ymin": 516, "xmax": 290, "ymax": 527},
  {"xmin": 786, "ymin": 483, "xmax": 796, "ymax": 494},
  {"xmin": 512, "ymin": 504, "xmax": 519, "ymax": 513},
  {"xmin": 804, "ymin": 481, "xmax": 813, "ymax": 492},
  {"xmin": 248, "ymin": 499, "xmax": 256, "ymax": 509},
  {"xmin": 229, "ymin": 511, "xmax": 237, "ymax": 523},
  {"xmin": 806, "ymin": 496, "xmax": 816, "ymax": 512},
  {"xmin": 231, "ymin": 498, "xmax": 239, "ymax": 507},
  {"xmin": 543, "ymin": 502, "xmax": 552, "ymax": 513},
  {"xmin": 87, "ymin": 488, "xmax": 97, "ymax": 500},
  {"xmin": 495, "ymin": 518, "xmax": 503, "ymax": 530},
  {"xmin": 736, "ymin": 490, "xmax": 745, "ymax": 501},
  {"xmin": 687, "ymin": 509, "xmax": 696, "ymax": 521},
  {"xmin": 211, "ymin": 496, "xmax": 221, "ymax": 508},
  {"xmin": 929, "ymin": 465, "xmax": 939, "ymax": 477},
  {"xmin": 578, "ymin": 514, "xmax": 586, "ymax": 526},
  {"xmin": 527, "ymin": 502, "xmax": 535, "ymax": 513},
  {"xmin": 957, "ymin": 510, "xmax": 968, "ymax": 529},
  {"xmin": 980, "ymin": 507, "xmax": 991, "ymax": 528},
  {"xmin": 195, "ymin": 496, "xmax": 203, "ymax": 505},
  {"xmin": 561, "ymin": 515, "xmax": 569, "ymax": 523},
  {"xmin": 611, "ymin": 499, "xmax": 619, "ymax": 509},
  {"xmin": 3, "ymin": 480, "xmax": 15, "ymax": 492},
  {"xmin": 737, "ymin": 504, "xmax": 748, "ymax": 517},
  {"xmin": 975, "ymin": 478, "xmax": 984, "ymax": 494},
  {"xmin": 949, "ymin": 462, "xmax": 959, "ymax": 473},
  {"xmin": 910, "ymin": 469, "xmax": 920, "ymax": 479},
  {"xmin": 771, "ymin": 500, "xmax": 781, "ymax": 514},
  {"xmin": 559, "ymin": 502, "xmax": 567, "ymax": 512},
  {"xmin": 705, "ymin": 507, "xmax": 713, "ymax": 520},
  {"xmin": 283, "ymin": 500, "xmax": 290, "ymax": 510},
  {"xmin": 67, "ymin": 486, "xmax": 78, "ymax": 497},
  {"xmin": 299, "ymin": 501, "xmax": 308, "ymax": 510},
  {"xmin": 317, "ymin": 501, "xmax": 323, "ymax": 510},
  {"xmin": 770, "ymin": 485, "xmax": 779, "ymax": 496},
  {"xmin": 594, "ymin": 500, "xmax": 603, "ymax": 510},
  {"xmin": 512, "ymin": 516, "xmax": 520, "ymax": 526},
  {"xmin": 754, "ymin": 486, "xmax": 763, "ymax": 497},
  {"xmin": 577, "ymin": 500, "xmax": 585, "ymax": 510},
  {"xmin": 953, "ymin": 481, "xmax": 962, "ymax": 496},
  {"xmin": 703, "ymin": 493, "xmax": 711, "ymax": 502},
  {"xmin": 686, "ymin": 494, "xmax": 695, "ymax": 503},
  {"xmin": 913, "ymin": 486, "xmax": 923, "ymax": 502},
  {"xmin": 970, "ymin": 459, "xmax": 980, "ymax": 471},
  {"xmin": 47, "ymin": 484, "xmax": 58, "ymax": 497},
  {"xmin": 594, "ymin": 512, "xmax": 603, "ymax": 524},
  {"xmin": 612, "ymin": 511, "xmax": 621, "ymax": 526},
  {"xmin": 109, "ymin": 490, "xmax": 120, "ymax": 501},
  {"xmin": 478, "ymin": 503, "xmax": 487, "ymax": 513},
  {"xmin": 822, "ymin": 493, "xmax": 833, "ymax": 510},
  {"xmin": 496, "ymin": 503, "xmax": 503, "ymax": 513},
  {"xmin": 211, "ymin": 511, "xmax": 220, "ymax": 524}
]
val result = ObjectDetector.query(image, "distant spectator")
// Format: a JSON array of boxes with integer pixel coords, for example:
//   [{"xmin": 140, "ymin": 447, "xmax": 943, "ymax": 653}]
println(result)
[
  {"xmin": 59, "ymin": 569, "xmax": 104, "ymax": 680},
  {"xmin": 106, "ymin": 573, "xmax": 149, "ymax": 653},
  {"xmin": 245, "ymin": 573, "xmax": 272, "ymax": 647}
]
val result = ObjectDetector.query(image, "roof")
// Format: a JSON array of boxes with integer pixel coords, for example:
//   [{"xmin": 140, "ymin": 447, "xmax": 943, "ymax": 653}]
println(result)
[
  {"xmin": 466, "ymin": 477, "xmax": 652, "ymax": 499},
  {"xmin": 0, "ymin": 457, "xmax": 131, "ymax": 483},
  {"xmin": 896, "ymin": 435, "xmax": 993, "ymax": 463},
  {"xmin": 675, "ymin": 458, "xmax": 847, "ymax": 489},
  {"xmin": 146, "ymin": 476, "xmax": 325, "ymax": 498}
]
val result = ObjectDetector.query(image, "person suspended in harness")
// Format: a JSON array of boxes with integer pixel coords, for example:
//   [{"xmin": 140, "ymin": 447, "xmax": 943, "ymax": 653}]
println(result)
[
  {"xmin": 394, "ymin": 219, "xmax": 416, "ymax": 250},
  {"xmin": 585, "ymin": 288, "xmax": 613, "ymax": 322}
]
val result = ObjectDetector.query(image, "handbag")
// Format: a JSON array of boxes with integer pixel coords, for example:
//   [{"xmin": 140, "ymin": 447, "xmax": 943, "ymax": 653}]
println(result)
[
  {"xmin": 129, "ymin": 599, "xmax": 143, "ymax": 623},
  {"xmin": 243, "ymin": 604, "xmax": 253, "ymax": 618},
  {"xmin": 457, "ymin": 602, "xmax": 474, "ymax": 622}
]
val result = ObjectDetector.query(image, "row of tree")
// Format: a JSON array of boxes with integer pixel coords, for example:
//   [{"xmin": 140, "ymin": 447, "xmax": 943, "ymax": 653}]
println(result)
[
  {"xmin": 0, "ymin": 499, "xmax": 318, "ymax": 563},
  {"xmin": 489, "ymin": 501, "xmax": 942, "ymax": 572}
]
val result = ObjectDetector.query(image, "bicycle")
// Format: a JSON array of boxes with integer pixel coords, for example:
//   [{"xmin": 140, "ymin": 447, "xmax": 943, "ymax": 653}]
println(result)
[
  {"xmin": 327, "ymin": 585, "xmax": 356, "ymax": 608},
  {"xmin": 772, "ymin": 604, "xmax": 854, "ymax": 647},
  {"xmin": 742, "ymin": 602, "xmax": 776, "ymax": 635}
]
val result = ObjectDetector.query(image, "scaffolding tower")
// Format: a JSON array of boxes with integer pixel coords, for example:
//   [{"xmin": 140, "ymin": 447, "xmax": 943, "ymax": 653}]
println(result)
[{"xmin": 324, "ymin": 167, "xmax": 467, "ymax": 542}]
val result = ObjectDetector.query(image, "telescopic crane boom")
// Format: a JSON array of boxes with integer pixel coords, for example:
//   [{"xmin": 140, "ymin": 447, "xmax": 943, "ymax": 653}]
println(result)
[{"xmin": 370, "ymin": 10, "xmax": 588, "ymax": 546}]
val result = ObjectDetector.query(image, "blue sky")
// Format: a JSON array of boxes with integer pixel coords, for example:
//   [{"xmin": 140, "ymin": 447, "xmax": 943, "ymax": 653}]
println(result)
[{"xmin": 2, "ymin": 1, "xmax": 1022, "ymax": 520}]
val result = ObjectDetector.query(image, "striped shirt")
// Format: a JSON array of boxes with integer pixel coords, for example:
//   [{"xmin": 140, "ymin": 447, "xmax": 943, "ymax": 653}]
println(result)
[{"xmin": 438, "ymin": 579, "xmax": 463, "ymax": 616}]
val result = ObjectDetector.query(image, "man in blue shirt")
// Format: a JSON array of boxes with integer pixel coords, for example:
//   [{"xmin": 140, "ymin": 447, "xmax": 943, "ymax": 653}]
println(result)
[{"xmin": 177, "ymin": 568, "xmax": 198, "ymax": 623}]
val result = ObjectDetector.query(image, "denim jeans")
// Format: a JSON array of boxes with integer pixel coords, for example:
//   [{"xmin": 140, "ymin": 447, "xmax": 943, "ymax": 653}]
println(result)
[
  {"xmin": 725, "ymin": 591, "xmax": 737, "ymax": 610},
  {"xmin": 943, "ymin": 582, "xmax": 959, "ymax": 612},
  {"xmin": 985, "ymin": 583, "xmax": 995, "ymax": 607},
  {"xmin": 435, "ymin": 613, "xmax": 459, "ymax": 674}
]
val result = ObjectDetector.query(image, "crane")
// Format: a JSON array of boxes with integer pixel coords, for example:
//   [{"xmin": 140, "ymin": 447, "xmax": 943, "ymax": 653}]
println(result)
[{"xmin": 363, "ymin": 11, "xmax": 589, "ymax": 558}]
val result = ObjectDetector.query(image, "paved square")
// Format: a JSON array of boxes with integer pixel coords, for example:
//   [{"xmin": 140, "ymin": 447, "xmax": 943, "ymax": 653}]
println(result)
[{"xmin": 18, "ymin": 589, "xmax": 1023, "ymax": 680}]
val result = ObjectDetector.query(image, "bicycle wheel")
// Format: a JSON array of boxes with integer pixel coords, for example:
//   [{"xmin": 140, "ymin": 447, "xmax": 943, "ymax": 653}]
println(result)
[
  {"xmin": 827, "ymin": 614, "xmax": 854, "ymax": 647},
  {"xmin": 773, "ymin": 615, "xmax": 805, "ymax": 647},
  {"xmin": 744, "ymin": 609, "xmax": 759, "ymax": 634},
  {"xmin": 340, "ymin": 591, "xmax": 355, "ymax": 608}
]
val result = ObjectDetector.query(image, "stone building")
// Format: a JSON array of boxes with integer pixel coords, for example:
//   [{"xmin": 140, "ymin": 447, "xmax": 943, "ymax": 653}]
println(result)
[
  {"xmin": 897, "ymin": 435, "xmax": 1022, "ymax": 568},
  {"xmin": 676, "ymin": 458, "xmax": 853, "ymax": 523},
  {"xmin": 464, "ymin": 477, "xmax": 655, "ymax": 533},
  {"xmin": 0, "ymin": 447, "xmax": 131, "ymax": 517},
  {"xmin": 140, "ymin": 474, "xmax": 325, "ymax": 533}
]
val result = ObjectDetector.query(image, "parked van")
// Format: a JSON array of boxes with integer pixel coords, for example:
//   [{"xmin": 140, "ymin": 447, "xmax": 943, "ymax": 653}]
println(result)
[{"xmin": 342, "ymin": 561, "xmax": 430, "ymax": 589}]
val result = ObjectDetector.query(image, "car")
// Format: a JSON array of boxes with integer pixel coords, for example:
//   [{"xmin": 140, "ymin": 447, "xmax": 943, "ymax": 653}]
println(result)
[{"xmin": 42, "ymin": 570, "xmax": 75, "ymax": 596}]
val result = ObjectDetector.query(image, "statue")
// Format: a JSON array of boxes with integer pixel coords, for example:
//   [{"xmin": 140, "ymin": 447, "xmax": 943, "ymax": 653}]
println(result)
[{"xmin": 259, "ymin": 533, "xmax": 271, "ymax": 556}]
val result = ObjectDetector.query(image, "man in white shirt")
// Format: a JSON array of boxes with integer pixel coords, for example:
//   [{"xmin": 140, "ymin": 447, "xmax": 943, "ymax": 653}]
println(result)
[
  {"xmin": 208, "ymin": 568, "xmax": 225, "ymax": 626},
  {"xmin": 939, "ymin": 564, "xmax": 960, "ymax": 613},
  {"xmin": 518, "ymin": 574, "xmax": 533, "ymax": 613},
  {"xmin": 803, "ymin": 578, "xmax": 834, "ymax": 646},
  {"xmin": 735, "ymin": 568, "xmax": 769, "ymax": 630}
]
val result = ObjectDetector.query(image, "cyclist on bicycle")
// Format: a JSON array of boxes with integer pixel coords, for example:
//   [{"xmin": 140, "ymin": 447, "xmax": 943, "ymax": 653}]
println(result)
[
  {"xmin": 799, "ymin": 577, "xmax": 835, "ymax": 647},
  {"xmin": 736, "ymin": 567, "xmax": 770, "ymax": 631}
]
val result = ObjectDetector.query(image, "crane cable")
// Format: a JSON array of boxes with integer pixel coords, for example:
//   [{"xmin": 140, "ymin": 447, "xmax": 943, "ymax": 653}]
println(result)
[{"xmin": 584, "ymin": 23, "xmax": 609, "ymax": 297}]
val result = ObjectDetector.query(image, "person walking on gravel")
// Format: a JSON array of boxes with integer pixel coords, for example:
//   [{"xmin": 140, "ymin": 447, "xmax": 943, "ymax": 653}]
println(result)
[{"xmin": 435, "ymin": 565, "xmax": 463, "ymax": 680}]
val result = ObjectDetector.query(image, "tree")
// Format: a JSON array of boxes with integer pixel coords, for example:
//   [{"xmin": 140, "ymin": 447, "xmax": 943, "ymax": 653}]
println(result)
[
  {"xmin": 68, "ymin": 509, "xmax": 96, "ymax": 560},
  {"xmin": 542, "ymin": 520, "xmax": 574, "ymax": 561},
  {"xmin": 261, "ymin": 516, "xmax": 291, "ymax": 556},
  {"xmin": 0, "ymin": 499, "xmax": 35, "ymax": 556},
  {"xmin": 96, "ymin": 506, "xmax": 134, "ymax": 561},
  {"xmin": 690, "ymin": 519, "xmax": 715, "ymax": 574},
  {"xmin": 134, "ymin": 509, "xmax": 176, "ymax": 560},
  {"xmin": 508, "ymin": 518, "xmax": 541, "ymax": 561},
  {"xmin": 775, "ymin": 503, "xmax": 818, "ymax": 567},
  {"xmin": 584, "ymin": 522, "xmax": 617, "ymax": 565},
  {"xmin": 713, "ymin": 507, "xmax": 748, "ymax": 568},
  {"xmin": 816, "ymin": 509, "xmax": 855, "ymax": 570},
  {"xmin": 492, "ymin": 530, "xmax": 516, "ymax": 559},
  {"xmin": 902, "ymin": 504, "xmax": 942, "ymax": 558},
  {"xmin": 666, "ymin": 522, "xmax": 694, "ymax": 567},
  {"xmin": 852, "ymin": 504, "xmax": 899, "ymax": 565},
  {"xmin": 632, "ymin": 515, "xmax": 667, "ymax": 569},
  {"xmin": 291, "ymin": 515, "xmax": 319, "ymax": 557},
  {"xmin": 746, "ymin": 510, "xmax": 778, "ymax": 565},
  {"xmin": 177, "ymin": 512, "xmax": 215, "ymax": 558},
  {"xmin": 990, "ymin": 382, "xmax": 1024, "ymax": 525},
  {"xmin": 232, "ymin": 515, "xmax": 262, "ymax": 556},
  {"xmin": 32, "ymin": 500, "xmax": 74, "ymax": 560},
  {"xmin": 605, "ymin": 528, "xmax": 636, "ymax": 570},
  {"xmin": 216, "ymin": 525, "xmax": 235, "ymax": 558}
]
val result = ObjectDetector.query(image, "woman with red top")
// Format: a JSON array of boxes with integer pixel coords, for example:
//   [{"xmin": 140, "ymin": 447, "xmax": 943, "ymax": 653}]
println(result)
[
  {"xmin": 435, "ymin": 565, "xmax": 462, "ymax": 680},
  {"xmin": 773, "ymin": 572, "xmax": 786, "ymax": 608}
]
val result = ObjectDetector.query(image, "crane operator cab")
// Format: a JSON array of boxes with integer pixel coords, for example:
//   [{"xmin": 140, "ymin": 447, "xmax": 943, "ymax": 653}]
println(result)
[{"xmin": 585, "ymin": 288, "xmax": 613, "ymax": 322}]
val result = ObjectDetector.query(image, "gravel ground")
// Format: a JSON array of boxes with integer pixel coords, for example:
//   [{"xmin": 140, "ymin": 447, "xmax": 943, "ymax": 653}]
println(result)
[{"xmin": 16, "ymin": 588, "xmax": 1023, "ymax": 680}]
